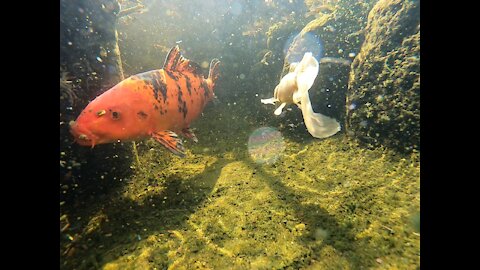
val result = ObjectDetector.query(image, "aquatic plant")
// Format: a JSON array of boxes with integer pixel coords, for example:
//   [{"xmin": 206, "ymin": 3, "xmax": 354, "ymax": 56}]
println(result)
[{"xmin": 60, "ymin": 67, "xmax": 78, "ymax": 106}]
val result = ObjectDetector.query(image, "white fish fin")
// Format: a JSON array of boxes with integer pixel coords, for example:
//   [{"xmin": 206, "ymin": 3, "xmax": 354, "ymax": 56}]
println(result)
[
  {"xmin": 294, "ymin": 52, "xmax": 319, "ymax": 96},
  {"xmin": 300, "ymin": 94, "xmax": 340, "ymax": 138},
  {"xmin": 261, "ymin": 97, "xmax": 278, "ymax": 105},
  {"xmin": 274, "ymin": 102, "xmax": 287, "ymax": 115}
]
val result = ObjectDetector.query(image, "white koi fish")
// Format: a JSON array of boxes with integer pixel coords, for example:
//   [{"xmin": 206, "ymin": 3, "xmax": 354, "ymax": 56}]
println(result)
[{"xmin": 261, "ymin": 52, "xmax": 341, "ymax": 138}]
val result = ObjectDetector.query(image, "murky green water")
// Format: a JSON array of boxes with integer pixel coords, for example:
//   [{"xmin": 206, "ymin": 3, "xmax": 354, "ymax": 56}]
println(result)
[{"xmin": 60, "ymin": 0, "xmax": 420, "ymax": 269}]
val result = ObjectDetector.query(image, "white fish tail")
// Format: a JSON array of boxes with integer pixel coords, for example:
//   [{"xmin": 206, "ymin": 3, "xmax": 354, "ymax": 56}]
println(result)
[
  {"xmin": 300, "ymin": 94, "xmax": 340, "ymax": 138},
  {"xmin": 294, "ymin": 52, "xmax": 341, "ymax": 138}
]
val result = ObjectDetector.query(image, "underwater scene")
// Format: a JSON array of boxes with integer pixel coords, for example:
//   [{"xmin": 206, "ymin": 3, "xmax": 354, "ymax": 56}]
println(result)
[{"xmin": 60, "ymin": 0, "xmax": 420, "ymax": 269}]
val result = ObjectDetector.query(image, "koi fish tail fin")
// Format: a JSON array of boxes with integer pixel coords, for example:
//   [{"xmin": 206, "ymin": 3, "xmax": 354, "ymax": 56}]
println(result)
[
  {"xmin": 299, "ymin": 94, "xmax": 341, "ymax": 138},
  {"xmin": 207, "ymin": 58, "xmax": 221, "ymax": 90}
]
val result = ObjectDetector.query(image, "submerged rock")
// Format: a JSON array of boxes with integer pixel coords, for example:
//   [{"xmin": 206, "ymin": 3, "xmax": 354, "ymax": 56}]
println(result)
[{"xmin": 346, "ymin": 0, "xmax": 420, "ymax": 153}]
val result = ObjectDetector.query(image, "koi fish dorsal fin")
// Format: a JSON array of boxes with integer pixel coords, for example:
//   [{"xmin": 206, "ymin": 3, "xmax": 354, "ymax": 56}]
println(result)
[
  {"xmin": 163, "ymin": 45, "xmax": 202, "ymax": 74},
  {"xmin": 294, "ymin": 52, "xmax": 319, "ymax": 95},
  {"xmin": 163, "ymin": 45, "xmax": 182, "ymax": 71}
]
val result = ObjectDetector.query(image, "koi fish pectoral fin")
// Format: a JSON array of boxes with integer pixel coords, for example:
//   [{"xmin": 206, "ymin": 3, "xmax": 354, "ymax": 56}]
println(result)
[
  {"xmin": 151, "ymin": 130, "xmax": 186, "ymax": 157},
  {"xmin": 261, "ymin": 97, "xmax": 278, "ymax": 105},
  {"xmin": 182, "ymin": 127, "xmax": 198, "ymax": 143},
  {"xmin": 274, "ymin": 102, "xmax": 287, "ymax": 115},
  {"xmin": 261, "ymin": 97, "xmax": 286, "ymax": 116}
]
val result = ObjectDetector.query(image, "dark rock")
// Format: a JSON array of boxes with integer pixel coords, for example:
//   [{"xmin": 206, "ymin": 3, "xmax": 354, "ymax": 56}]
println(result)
[{"xmin": 346, "ymin": 0, "xmax": 420, "ymax": 153}]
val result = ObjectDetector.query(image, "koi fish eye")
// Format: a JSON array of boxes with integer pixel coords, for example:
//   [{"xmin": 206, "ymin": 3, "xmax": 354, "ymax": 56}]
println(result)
[{"xmin": 112, "ymin": 111, "xmax": 120, "ymax": 120}]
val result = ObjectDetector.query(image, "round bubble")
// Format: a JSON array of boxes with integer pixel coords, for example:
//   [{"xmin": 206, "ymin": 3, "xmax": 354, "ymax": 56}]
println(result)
[
  {"xmin": 283, "ymin": 32, "xmax": 323, "ymax": 64},
  {"xmin": 248, "ymin": 127, "xmax": 286, "ymax": 165}
]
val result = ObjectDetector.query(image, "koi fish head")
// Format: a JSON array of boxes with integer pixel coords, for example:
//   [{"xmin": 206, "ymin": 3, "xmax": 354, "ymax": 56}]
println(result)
[{"xmin": 70, "ymin": 91, "xmax": 145, "ymax": 147}]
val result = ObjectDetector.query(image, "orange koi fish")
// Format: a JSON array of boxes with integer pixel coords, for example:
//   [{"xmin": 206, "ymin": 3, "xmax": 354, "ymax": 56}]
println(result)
[{"xmin": 70, "ymin": 46, "xmax": 220, "ymax": 157}]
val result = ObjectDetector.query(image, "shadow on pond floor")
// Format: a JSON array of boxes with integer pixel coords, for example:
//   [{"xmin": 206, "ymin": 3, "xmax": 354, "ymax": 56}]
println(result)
[
  {"xmin": 61, "ymin": 151, "xmax": 233, "ymax": 267},
  {"xmin": 242, "ymin": 157, "xmax": 377, "ymax": 269},
  {"xmin": 61, "ymin": 104, "xmax": 419, "ymax": 269}
]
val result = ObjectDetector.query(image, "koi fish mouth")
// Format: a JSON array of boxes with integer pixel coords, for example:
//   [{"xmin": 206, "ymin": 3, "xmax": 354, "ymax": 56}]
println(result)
[
  {"xmin": 73, "ymin": 133, "xmax": 97, "ymax": 147},
  {"xmin": 69, "ymin": 121, "xmax": 96, "ymax": 147},
  {"xmin": 76, "ymin": 134, "xmax": 94, "ymax": 145}
]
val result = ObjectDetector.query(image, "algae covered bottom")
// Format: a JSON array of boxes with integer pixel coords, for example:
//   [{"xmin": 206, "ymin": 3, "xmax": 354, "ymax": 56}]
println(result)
[{"xmin": 60, "ymin": 102, "xmax": 419, "ymax": 270}]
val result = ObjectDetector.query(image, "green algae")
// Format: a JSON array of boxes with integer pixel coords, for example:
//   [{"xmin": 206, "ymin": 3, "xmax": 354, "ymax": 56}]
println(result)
[
  {"xmin": 61, "ymin": 102, "xmax": 419, "ymax": 270},
  {"xmin": 346, "ymin": 0, "xmax": 420, "ymax": 153},
  {"xmin": 299, "ymin": 13, "xmax": 333, "ymax": 37}
]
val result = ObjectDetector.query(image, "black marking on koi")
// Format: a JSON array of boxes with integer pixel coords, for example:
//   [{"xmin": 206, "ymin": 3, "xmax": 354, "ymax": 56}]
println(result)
[
  {"xmin": 182, "ymin": 101, "xmax": 187, "ymax": 118},
  {"xmin": 136, "ymin": 71, "xmax": 168, "ymax": 102},
  {"xmin": 201, "ymin": 80, "xmax": 210, "ymax": 99},
  {"xmin": 185, "ymin": 75, "xmax": 192, "ymax": 95},
  {"xmin": 165, "ymin": 70, "xmax": 179, "ymax": 81},
  {"xmin": 172, "ymin": 53, "xmax": 181, "ymax": 70},
  {"xmin": 137, "ymin": 111, "xmax": 148, "ymax": 119},
  {"xmin": 177, "ymin": 87, "xmax": 188, "ymax": 118}
]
